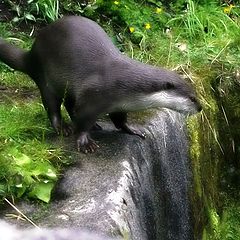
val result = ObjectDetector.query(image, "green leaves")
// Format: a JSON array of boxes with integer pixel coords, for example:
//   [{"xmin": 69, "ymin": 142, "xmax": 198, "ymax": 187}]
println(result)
[
  {"xmin": 0, "ymin": 146, "xmax": 58, "ymax": 203},
  {"xmin": 94, "ymin": 0, "xmax": 170, "ymax": 46},
  {"xmin": 5, "ymin": 0, "xmax": 60, "ymax": 23},
  {"xmin": 29, "ymin": 181, "xmax": 55, "ymax": 203},
  {"xmin": 0, "ymin": 101, "xmax": 63, "ymax": 203}
]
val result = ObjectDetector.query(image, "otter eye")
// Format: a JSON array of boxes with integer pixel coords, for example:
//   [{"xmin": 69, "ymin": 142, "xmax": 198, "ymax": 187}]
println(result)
[
  {"xmin": 165, "ymin": 82, "xmax": 174, "ymax": 89},
  {"xmin": 190, "ymin": 96, "xmax": 197, "ymax": 102}
]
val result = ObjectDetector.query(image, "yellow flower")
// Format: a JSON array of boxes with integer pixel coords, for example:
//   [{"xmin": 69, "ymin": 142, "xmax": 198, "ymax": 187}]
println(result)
[
  {"xmin": 129, "ymin": 27, "xmax": 135, "ymax": 33},
  {"xmin": 114, "ymin": 1, "xmax": 119, "ymax": 5},
  {"xmin": 224, "ymin": 7, "xmax": 230, "ymax": 14},
  {"xmin": 145, "ymin": 23, "xmax": 151, "ymax": 30},
  {"xmin": 224, "ymin": 4, "xmax": 234, "ymax": 14},
  {"xmin": 156, "ymin": 7, "xmax": 163, "ymax": 14}
]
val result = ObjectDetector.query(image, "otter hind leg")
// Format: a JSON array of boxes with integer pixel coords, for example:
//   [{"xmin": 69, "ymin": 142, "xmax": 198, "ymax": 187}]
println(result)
[
  {"xmin": 40, "ymin": 85, "xmax": 72, "ymax": 136},
  {"xmin": 109, "ymin": 112, "xmax": 146, "ymax": 139}
]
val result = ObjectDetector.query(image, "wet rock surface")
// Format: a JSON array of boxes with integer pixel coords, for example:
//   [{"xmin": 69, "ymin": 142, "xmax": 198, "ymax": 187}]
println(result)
[{"xmin": 1, "ymin": 110, "xmax": 193, "ymax": 240}]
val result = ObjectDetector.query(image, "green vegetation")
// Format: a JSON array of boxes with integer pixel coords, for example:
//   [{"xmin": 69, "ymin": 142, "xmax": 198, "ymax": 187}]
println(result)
[
  {"xmin": 0, "ymin": 0, "xmax": 240, "ymax": 239},
  {"xmin": 203, "ymin": 204, "xmax": 240, "ymax": 240},
  {"xmin": 5, "ymin": 0, "xmax": 60, "ymax": 23},
  {"xmin": 0, "ymin": 98, "xmax": 65, "ymax": 203}
]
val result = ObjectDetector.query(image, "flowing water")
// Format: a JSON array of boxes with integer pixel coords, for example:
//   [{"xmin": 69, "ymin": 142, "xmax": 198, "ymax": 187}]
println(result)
[{"xmin": 126, "ymin": 110, "xmax": 193, "ymax": 239}]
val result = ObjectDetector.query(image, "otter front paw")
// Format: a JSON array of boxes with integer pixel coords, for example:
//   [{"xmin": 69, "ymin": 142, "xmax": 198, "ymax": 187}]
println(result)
[{"xmin": 77, "ymin": 132, "xmax": 99, "ymax": 153}]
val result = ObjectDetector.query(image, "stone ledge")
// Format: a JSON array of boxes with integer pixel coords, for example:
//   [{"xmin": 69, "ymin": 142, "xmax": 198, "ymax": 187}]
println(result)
[{"xmin": 1, "ymin": 110, "xmax": 193, "ymax": 240}]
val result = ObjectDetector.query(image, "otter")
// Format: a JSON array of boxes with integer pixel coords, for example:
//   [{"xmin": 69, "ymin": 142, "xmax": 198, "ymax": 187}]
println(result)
[{"xmin": 0, "ymin": 16, "xmax": 201, "ymax": 153}]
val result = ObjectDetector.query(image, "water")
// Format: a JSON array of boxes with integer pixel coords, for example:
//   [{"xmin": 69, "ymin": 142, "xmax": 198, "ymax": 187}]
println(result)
[{"xmin": 127, "ymin": 110, "xmax": 193, "ymax": 239}]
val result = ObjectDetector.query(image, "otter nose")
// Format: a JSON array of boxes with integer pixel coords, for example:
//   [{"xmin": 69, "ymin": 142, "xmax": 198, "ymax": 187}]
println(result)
[
  {"xmin": 190, "ymin": 96, "xmax": 202, "ymax": 112},
  {"xmin": 197, "ymin": 102, "xmax": 202, "ymax": 112}
]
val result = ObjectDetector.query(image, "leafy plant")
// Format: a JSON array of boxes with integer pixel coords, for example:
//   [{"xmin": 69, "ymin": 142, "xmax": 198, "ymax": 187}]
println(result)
[
  {"xmin": 5, "ymin": 0, "xmax": 36, "ymax": 22},
  {"xmin": 0, "ymin": 144, "xmax": 58, "ymax": 202},
  {"xmin": 5, "ymin": 0, "xmax": 60, "ymax": 23},
  {"xmin": 94, "ymin": 0, "xmax": 170, "ymax": 44},
  {"xmin": 34, "ymin": 0, "xmax": 60, "ymax": 22},
  {"xmin": 0, "ymin": 102, "xmax": 65, "ymax": 203}
]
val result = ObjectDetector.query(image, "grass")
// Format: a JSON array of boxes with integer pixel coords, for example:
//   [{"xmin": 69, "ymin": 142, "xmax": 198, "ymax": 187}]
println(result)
[
  {"xmin": 0, "ymin": 70, "xmax": 35, "ymax": 88},
  {"xmin": 202, "ymin": 203, "xmax": 240, "ymax": 240},
  {"xmin": 0, "ymin": 0, "xmax": 239, "ymax": 238},
  {"xmin": 0, "ymin": 99, "xmax": 67, "ymax": 203}
]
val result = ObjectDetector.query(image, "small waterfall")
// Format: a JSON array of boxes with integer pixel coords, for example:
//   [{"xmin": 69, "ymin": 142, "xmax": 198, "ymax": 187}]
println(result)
[{"xmin": 125, "ymin": 110, "xmax": 193, "ymax": 239}]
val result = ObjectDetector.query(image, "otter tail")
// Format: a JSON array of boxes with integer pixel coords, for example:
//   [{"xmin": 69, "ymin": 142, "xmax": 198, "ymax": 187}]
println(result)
[{"xmin": 0, "ymin": 38, "xmax": 29, "ymax": 74}]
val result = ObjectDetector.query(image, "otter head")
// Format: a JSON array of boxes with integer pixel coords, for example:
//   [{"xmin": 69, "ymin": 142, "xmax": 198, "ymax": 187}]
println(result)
[
  {"xmin": 118, "ymin": 73, "xmax": 202, "ymax": 115},
  {"xmin": 148, "ymin": 78, "xmax": 202, "ymax": 115}
]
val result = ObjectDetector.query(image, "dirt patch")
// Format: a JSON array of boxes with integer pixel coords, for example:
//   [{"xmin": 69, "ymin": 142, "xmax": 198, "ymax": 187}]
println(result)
[
  {"xmin": 0, "ymin": 85, "xmax": 39, "ymax": 103},
  {"xmin": 0, "ymin": 1, "xmax": 12, "ymax": 21}
]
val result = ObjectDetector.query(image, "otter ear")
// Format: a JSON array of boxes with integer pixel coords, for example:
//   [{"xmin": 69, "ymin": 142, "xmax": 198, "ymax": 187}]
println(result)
[{"xmin": 165, "ymin": 82, "xmax": 174, "ymax": 89}]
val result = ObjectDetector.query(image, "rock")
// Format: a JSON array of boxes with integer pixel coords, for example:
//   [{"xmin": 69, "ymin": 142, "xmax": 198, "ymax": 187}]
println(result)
[
  {"xmin": 1, "ymin": 110, "xmax": 193, "ymax": 240},
  {"xmin": 0, "ymin": 220, "xmax": 118, "ymax": 240}
]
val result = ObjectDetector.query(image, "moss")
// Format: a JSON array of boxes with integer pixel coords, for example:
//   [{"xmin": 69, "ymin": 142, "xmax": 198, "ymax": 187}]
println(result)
[
  {"xmin": 188, "ymin": 117, "xmax": 201, "ymax": 197},
  {"xmin": 184, "ymin": 65, "xmax": 224, "ymax": 238},
  {"xmin": 187, "ymin": 59, "xmax": 240, "ymax": 239}
]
